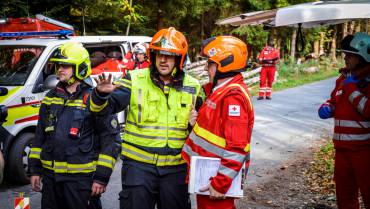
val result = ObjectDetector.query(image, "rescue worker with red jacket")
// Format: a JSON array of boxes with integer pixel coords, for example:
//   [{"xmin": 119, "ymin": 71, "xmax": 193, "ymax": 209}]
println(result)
[
  {"xmin": 89, "ymin": 27, "xmax": 203, "ymax": 209},
  {"xmin": 28, "ymin": 42, "xmax": 121, "ymax": 209},
  {"xmin": 318, "ymin": 32, "xmax": 370, "ymax": 209},
  {"xmin": 182, "ymin": 36, "xmax": 254, "ymax": 209},
  {"xmin": 257, "ymin": 45, "xmax": 280, "ymax": 100},
  {"xmin": 123, "ymin": 42, "xmax": 150, "ymax": 70}
]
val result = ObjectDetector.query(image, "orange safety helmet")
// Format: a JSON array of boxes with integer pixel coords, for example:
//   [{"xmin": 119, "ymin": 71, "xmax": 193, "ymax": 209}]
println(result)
[
  {"xmin": 201, "ymin": 36, "xmax": 248, "ymax": 73},
  {"xmin": 148, "ymin": 27, "xmax": 188, "ymax": 69}
]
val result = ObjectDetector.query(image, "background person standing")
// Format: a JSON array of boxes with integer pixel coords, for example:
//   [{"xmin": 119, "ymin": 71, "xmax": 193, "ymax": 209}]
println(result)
[{"xmin": 257, "ymin": 45, "xmax": 280, "ymax": 100}]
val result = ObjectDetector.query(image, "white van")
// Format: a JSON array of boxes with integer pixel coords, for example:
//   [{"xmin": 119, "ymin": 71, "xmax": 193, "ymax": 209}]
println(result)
[{"xmin": 0, "ymin": 35, "xmax": 151, "ymax": 184}]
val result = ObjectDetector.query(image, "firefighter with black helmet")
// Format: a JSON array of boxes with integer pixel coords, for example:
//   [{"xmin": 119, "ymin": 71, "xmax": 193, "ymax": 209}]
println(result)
[
  {"xmin": 318, "ymin": 32, "xmax": 370, "ymax": 209},
  {"xmin": 29, "ymin": 42, "xmax": 121, "ymax": 209},
  {"xmin": 90, "ymin": 27, "xmax": 203, "ymax": 209}
]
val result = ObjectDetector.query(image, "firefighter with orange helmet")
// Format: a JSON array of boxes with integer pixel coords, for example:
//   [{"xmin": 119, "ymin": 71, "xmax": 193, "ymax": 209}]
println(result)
[
  {"xmin": 182, "ymin": 36, "xmax": 254, "ymax": 209},
  {"xmin": 89, "ymin": 27, "xmax": 203, "ymax": 209},
  {"xmin": 257, "ymin": 45, "xmax": 280, "ymax": 100},
  {"xmin": 318, "ymin": 32, "xmax": 370, "ymax": 209}
]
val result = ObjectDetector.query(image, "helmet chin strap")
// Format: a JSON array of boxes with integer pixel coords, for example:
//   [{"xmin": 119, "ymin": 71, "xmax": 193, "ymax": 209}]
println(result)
[
  {"xmin": 171, "ymin": 67, "xmax": 178, "ymax": 77},
  {"xmin": 66, "ymin": 76, "xmax": 76, "ymax": 86}
]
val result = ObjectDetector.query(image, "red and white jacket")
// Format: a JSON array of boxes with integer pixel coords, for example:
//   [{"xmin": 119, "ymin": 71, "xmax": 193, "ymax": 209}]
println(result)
[
  {"xmin": 258, "ymin": 46, "xmax": 280, "ymax": 67},
  {"xmin": 182, "ymin": 74, "xmax": 254, "ymax": 194},
  {"xmin": 326, "ymin": 70, "xmax": 370, "ymax": 149}
]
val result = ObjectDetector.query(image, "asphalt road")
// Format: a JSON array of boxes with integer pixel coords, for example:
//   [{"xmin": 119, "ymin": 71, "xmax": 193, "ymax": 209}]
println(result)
[{"xmin": 0, "ymin": 78, "xmax": 336, "ymax": 209}]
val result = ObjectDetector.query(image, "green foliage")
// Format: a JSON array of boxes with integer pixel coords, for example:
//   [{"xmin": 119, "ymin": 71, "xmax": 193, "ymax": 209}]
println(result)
[
  {"xmin": 0, "ymin": 0, "xmax": 346, "ymax": 62},
  {"xmin": 1, "ymin": 0, "xmax": 31, "ymax": 17},
  {"xmin": 232, "ymin": 25, "xmax": 269, "ymax": 56}
]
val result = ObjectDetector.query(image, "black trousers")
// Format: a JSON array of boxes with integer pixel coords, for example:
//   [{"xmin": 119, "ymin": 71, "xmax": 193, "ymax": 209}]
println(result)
[
  {"xmin": 119, "ymin": 160, "xmax": 190, "ymax": 209},
  {"xmin": 41, "ymin": 174, "xmax": 102, "ymax": 209}
]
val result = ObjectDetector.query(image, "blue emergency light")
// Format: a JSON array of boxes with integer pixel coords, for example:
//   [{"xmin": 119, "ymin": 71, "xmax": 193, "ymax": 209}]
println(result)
[{"xmin": 0, "ymin": 30, "xmax": 73, "ymax": 38}]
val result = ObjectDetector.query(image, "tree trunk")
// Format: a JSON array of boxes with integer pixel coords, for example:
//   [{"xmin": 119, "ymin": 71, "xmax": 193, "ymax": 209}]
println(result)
[
  {"xmin": 125, "ymin": 0, "xmax": 133, "ymax": 36},
  {"xmin": 277, "ymin": 35, "xmax": 282, "ymax": 57},
  {"xmin": 342, "ymin": 22, "xmax": 348, "ymax": 39},
  {"xmin": 313, "ymin": 40, "xmax": 319, "ymax": 58},
  {"xmin": 201, "ymin": 12, "xmax": 204, "ymax": 40},
  {"xmin": 82, "ymin": 7, "xmax": 86, "ymax": 36},
  {"xmin": 349, "ymin": 21, "xmax": 355, "ymax": 35},
  {"xmin": 290, "ymin": 29, "xmax": 297, "ymax": 61},
  {"xmin": 156, "ymin": 0, "xmax": 164, "ymax": 30},
  {"xmin": 319, "ymin": 32, "xmax": 325, "ymax": 55},
  {"xmin": 330, "ymin": 26, "xmax": 337, "ymax": 63},
  {"xmin": 355, "ymin": 20, "xmax": 361, "ymax": 33}
]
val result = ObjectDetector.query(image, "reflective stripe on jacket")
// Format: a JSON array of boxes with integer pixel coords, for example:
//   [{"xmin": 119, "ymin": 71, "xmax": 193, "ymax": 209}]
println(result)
[
  {"xmin": 182, "ymin": 74, "xmax": 254, "ymax": 194},
  {"xmin": 89, "ymin": 68, "xmax": 202, "ymax": 166},
  {"xmin": 124, "ymin": 69, "xmax": 200, "ymax": 149},
  {"xmin": 327, "ymin": 74, "xmax": 370, "ymax": 149}
]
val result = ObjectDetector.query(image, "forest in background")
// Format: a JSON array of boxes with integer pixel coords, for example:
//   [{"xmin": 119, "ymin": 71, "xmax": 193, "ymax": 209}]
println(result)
[{"xmin": 2, "ymin": 0, "xmax": 370, "ymax": 62}]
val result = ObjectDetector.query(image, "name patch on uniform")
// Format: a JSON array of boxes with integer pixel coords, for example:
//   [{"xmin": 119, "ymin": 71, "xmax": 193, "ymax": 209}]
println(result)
[
  {"xmin": 229, "ymin": 105, "xmax": 240, "ymax": 116},
  {"xmin": 179, "ymin": 86, "xmax": 196, "ymax": 94},
  {"xmin": 336, "ymin": 90, "xmax": 343, "ymax": 96},
  {"xmin": 206, "ymin": 100, "xmax": 217, "ymax": 109}
]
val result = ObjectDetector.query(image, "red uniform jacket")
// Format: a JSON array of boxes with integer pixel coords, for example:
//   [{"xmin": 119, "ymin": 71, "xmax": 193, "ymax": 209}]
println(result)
[
  {"xmin": 182, "ymin": 74, "xmax": 254, "ymax": 194},
  {"xmin": 258, "ymin": 46, "xmax": 280, "ymax": 67},
  {"xmin": 327, "ymin": 69, "xmax": 370, "ymax": 149}
]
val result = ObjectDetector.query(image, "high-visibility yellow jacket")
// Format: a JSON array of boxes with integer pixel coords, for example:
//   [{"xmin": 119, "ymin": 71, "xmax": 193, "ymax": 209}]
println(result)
[{"xmin": 90, "ymin": 68, "xmax": 202, "ymax": 166}]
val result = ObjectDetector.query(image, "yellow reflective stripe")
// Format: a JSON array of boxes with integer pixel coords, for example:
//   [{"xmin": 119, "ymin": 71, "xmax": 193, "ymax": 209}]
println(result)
[
  {"xmin": 244, "ymin": 144, "xmax": 250, "ymax": 152},
  {"xmin": 157, "ymin": 154, "xmax": 185, "ymax": 166},
  {"xmin": 217, "ymin": 84, "xmax": 253, "ymax": 111},
  {"xmin": 29, "ymin": 148, "xmax": 42, "ymax": 159},
  {"xmin": 42, "ymin": 161, "xmax": 97, "ymax": 173},
  {"xmin": 65, "ymin": 100, "xmax": 86, "ymax": 107},
  {"xmin": 114, "ymin": 79, "xmax": 132, "ymax": 89},
  {"xmin": 193, "ymin": 123, "xmax": 226, "ymax": 148},
  {"xmin": 54, "ymin": 161, "xmax": 96, "ymax": 173},
  {"xmin": 126, "ymin": 120, "xmax": 187, "ymax": 131},
  {"xmin": 90, "ymin": 99, "xmax": 108, "ymax": 112},
  {"xmin": 42, "ymin": 97, "xmax": 64, "ymax": 105},
  {"xmin": 121, "ymin": 143, "xmax": 185, "ymax": 166},
  {"xmin": 97, "ymin": 154, "xmax": 116, "ymax": 169},
  {"xmin": 41, "ymin": 160, "xmax": 53, "ymax": 170}
]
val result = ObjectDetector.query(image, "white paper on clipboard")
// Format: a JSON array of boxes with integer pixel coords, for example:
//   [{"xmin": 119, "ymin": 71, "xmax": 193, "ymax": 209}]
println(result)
[{"xmin": 188, "ymin": 156, "xmax": 244, "ymax": 198}]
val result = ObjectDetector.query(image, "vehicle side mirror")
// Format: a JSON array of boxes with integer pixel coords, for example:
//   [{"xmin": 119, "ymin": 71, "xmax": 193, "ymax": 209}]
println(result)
[{"xmin": 39, "ymin": 75, "xmax": 59, "ymax": 91}]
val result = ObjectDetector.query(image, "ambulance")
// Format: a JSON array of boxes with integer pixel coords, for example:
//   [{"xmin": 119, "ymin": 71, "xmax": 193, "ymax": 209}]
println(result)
[{"xmin": 0, "ymin": 15, "xmax": 151, "ymax": 184}]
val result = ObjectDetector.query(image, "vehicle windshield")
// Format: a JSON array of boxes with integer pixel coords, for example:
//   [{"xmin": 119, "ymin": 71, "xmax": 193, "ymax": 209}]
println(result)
[{"xmin": 0, "ymin": 46, "xmax": 44, "ymax": 86}]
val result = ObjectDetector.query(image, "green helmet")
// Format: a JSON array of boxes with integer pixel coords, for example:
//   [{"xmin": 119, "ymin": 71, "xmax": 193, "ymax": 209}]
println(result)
[
  {"xmin": 50, "ymin": 42, "xmax": 92, "ymax": 81},
  {"xmin": 339, "ymin": 32, "xmax": 370, "ymax": 62}
]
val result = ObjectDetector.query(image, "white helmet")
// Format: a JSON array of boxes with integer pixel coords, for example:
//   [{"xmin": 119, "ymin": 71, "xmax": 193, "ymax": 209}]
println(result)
[{"xmin": 133, "ymin": 43, "xmax": 147, "ymax": 55}]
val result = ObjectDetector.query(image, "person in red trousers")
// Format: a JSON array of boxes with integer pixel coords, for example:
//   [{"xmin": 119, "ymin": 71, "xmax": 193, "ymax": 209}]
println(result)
[
  {"xmin": 257, "ymin": 45, "xmax": 280, "ymax": 100},
  {"xmin": 182, "ymin": 36, "xmax": 254, "ymax": 209},
  {"xmin": 318, "ymin": 32, "xmax": 370, "ymax": 209}
]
